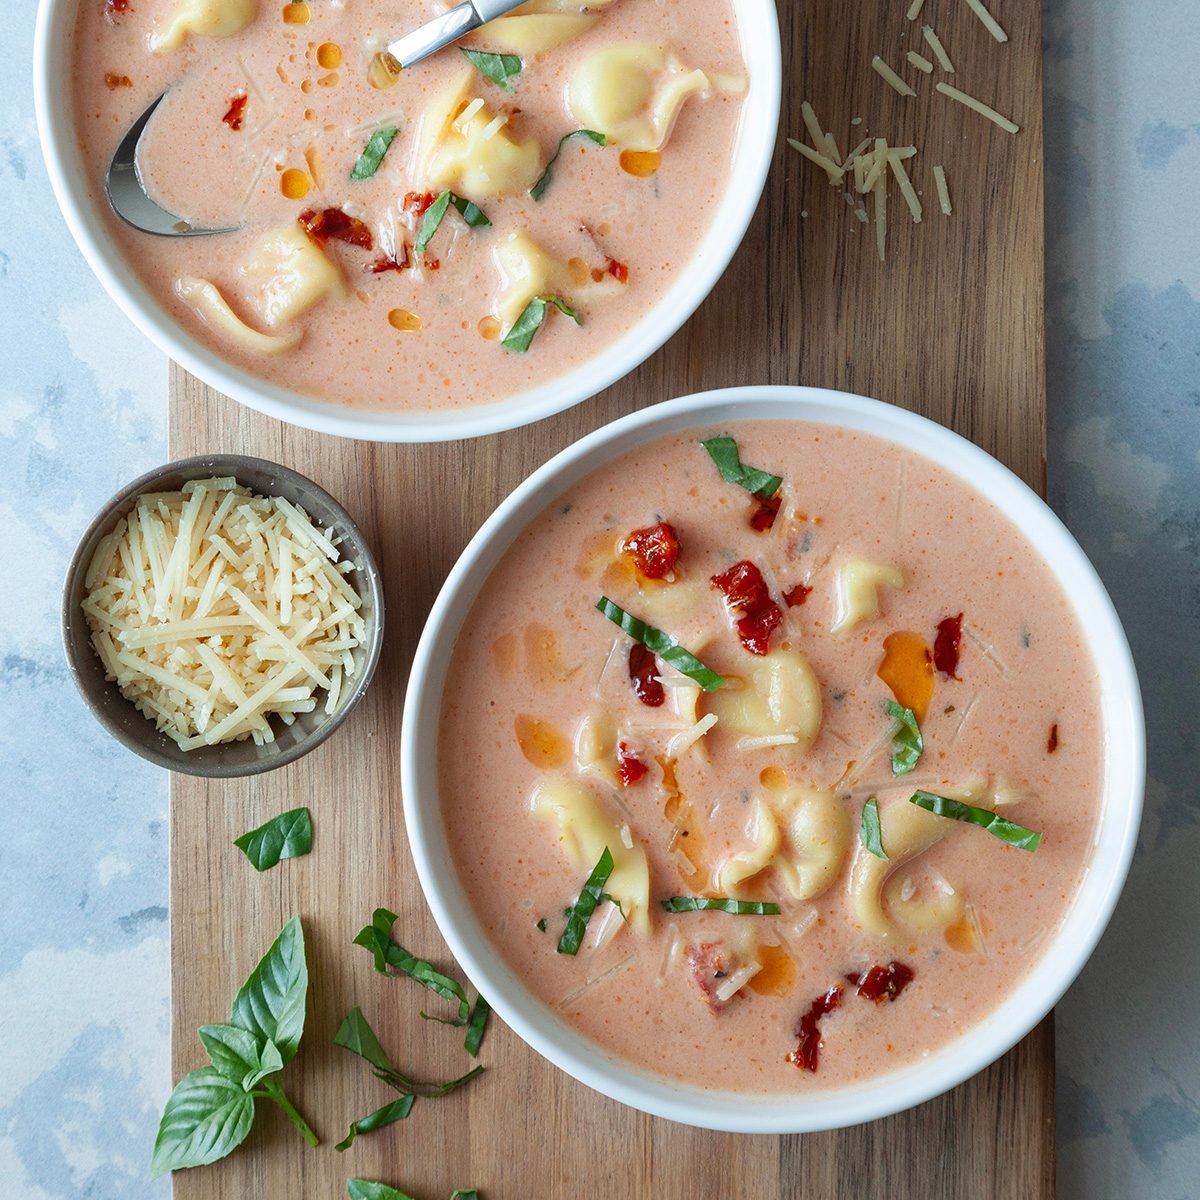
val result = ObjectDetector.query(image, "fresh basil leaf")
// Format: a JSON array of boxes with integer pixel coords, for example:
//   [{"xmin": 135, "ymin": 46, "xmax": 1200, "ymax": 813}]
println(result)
[
  {"xmin": 460, "ymin": 48, "xmax": 522, "ymax": 91},
  {"xmin": 229, "ymin": 914, "xmax": 308, "ymax": 1066},
  {"xmin": 451, "ymin": 1192, "xmax": 480, "ymax": 1199},
  {"xmin": 659, "ymin": 897, "xmax": 781, "ymax": 914},
  {"xmin": 335, "ymin": 1094, "xmax": 416, "ymax": 1152},
  {"xmin": 198, "ymin": 1024, "xmax": 283, "ymax": 1091},
  {"xmin": 347, "ymin": 1180, "xmax": 417, "ymax": 1200},
  {"xmin": 909, "ymin": 790, "xmax": 1042, "ymax": 851},
  {"xmin": 233, "ymin": 806, "xmax": 312, "ymax": 871},
  {"xmin": 536, "ymin": 917, "xmax": 547, "ymax": 932},
  {"xmin": 464, "ymin": 994, "xmax": 490, "ymax": 1057},
  {"xmin": 530, "ymin": 129, "xmax": 607, "ymax": 200},
  {"xmin": 595, "ymin": 596, "xmax": 725, "ymax": 691},
  {"xmin": 886, "ymin": 701, "xmax": 923, "ymax": 776},
  {"xmin": 414, "ymin": 190, "xmax": 491, "ymax": 254},
  {"xmin": 501, "ymin": 294, "xmax": 581, "ymax": 352},
  {"xmin": 334, "ymin": 1006, "xmax": 395, "ymax": 1074},
  {"xmin": 700, "ymin": 436, "xmax": 782, "ymax": 499},
  {"xmin": 351, "ymin": 127, "xmax": 398, "ymax": 180},
  {"xmin": 860, "ymin": 797, "xmax": 888, "ymax": 860},
  {"xmin": 150, "ymin": 1066, "xmax": 255, "ymax": 1179},
  {"xmin": 242, "ymin": 1038, "xmax": 284, "ymax": 1091},
  {"xmin": 558, "ymin": 847, "xmax": 616, "ymax": 955},
  {"xmin": 353, "ymin": 909, "xmax": 470, "ymax": 1023}
]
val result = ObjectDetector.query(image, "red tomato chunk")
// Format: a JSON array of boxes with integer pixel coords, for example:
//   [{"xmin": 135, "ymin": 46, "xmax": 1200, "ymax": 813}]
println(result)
[
  {"xmin": 627, "ymin": 643, "xmax": 665, "ymax": 707},
  {"xmin": 934, "ymin": 612, "xmax": 964, "ymax": 678},
  {"xmin": 846, "ymin": 961, "xmax": 915, "ymax": 1003},
  {"xmin": 710, "ymin": 560, "xmax": 782, "ymax": 655},
  {"xmin": 786, "ymin": 985, "xmax": 844, "ymax": 1072},
  {"xmin": 617, "ymin": 742, "xmax": 648, "ymax": 786},
  {"xmin": 622, "ymin": 521, "xmax": 681, "ymax": 579}
]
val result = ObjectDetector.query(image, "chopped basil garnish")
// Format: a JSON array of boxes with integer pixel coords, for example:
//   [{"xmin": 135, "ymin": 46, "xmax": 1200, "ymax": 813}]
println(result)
[
  {"xmin": 700, "ymin": 436, "xmax": 782, "ymax": 499},
  {"xmin": 233, "ymin": 806, "xmax": 311, "ymax": 871},
  {"xmin": 450, "ymin": 1192, "xmax": 480, "ymax": 1200},
  {"xmin": 536, "ymin": 917, "xmax": 547, "ymax": 932},
  {"xmin": 530, "ymin": 129, "xmax": 607, "ymax": 200},
  {"xmin": 463, "ymin": 994, "xmax": 490, "ymax": 1057},
  {"xmin": 501, "ymin": 295, "xmax": 581, "ymax": 352},
  {"xmin": 347, "ymin": 1180, "xmax": 415, "ymax": 1200},
  {"xmin": 595, "ymin": 596, "xmax": 725, "ymax": 691},
  {"xmin": 909, "ymin": 790, "xmax": 1042, "ymax": 851},
  {"xmin": 461, "ymin": 48, "xmax": 522, "ymax": 91},
  {"xmin": 414, "ymin": 189, "xmax": 491, "ymax": 254},
  {"xmin": 558, "ymin": 847, "xmax": 616, "ymax": 955},
  {"xmin": 351, "ymin": 127, "xmax": 398, "ymax": 180},
  {"xmin": 335, "ymin": 1094, "xmax": 415, "ymax": 1152},
  {"xmin": 660, "ymin": 897, "xmax": 781, "ymax": 915},
  {"xmin": 860, "ymin": 796, "xmax": 887, "ymax": 859},
  {"xmin": 887, "ymin": 700, "xmax": 923, "ymax": 776}
]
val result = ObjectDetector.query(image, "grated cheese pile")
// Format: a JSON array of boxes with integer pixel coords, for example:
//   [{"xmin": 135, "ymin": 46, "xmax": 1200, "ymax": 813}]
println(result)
[{"xmin": 81, "ymin": 477, "xmax": 367, "ymax": 751}]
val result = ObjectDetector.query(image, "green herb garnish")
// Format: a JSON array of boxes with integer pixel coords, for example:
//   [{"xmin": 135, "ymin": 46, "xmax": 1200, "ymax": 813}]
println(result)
[
  {"xmin": 887, "ymin": 700, "xmax": 923, "ymax": 776},
  {"xmin": 414, "ymin": 189, "xmax": 491, "ymax": 254},
  {"xmin": 660, "ymin": 897, "xmax": 781, "ymax": 914},
  {"xmin": 464, "ymin": 995, "xmax": 490, "ymax": 1057},
  {"xmin": 151, "ymin": 916, "xmax": 317, "ymax": 1178},
  {"xmin": 501, "ymin": 295, "xmax": 581, "ymax": 352},
  {"xmin": 536, "ymin": 917, "xmax": 548, "ymax": 932},
  {"xmin": 351, "ymin": 127, "xmax": 398, "ymax": 180},
  {"xmin": 529, "ymin": 129, "xmax": 607, "ymax": 200},
  {"xmin": 700, "ymin": 435, "xmax": 782, "ymax": 499},
  {"xmin": 909, "ymin": 790, "xmax": 1043, "ymax": 851},
  {"xmin": 595, "ymin": 596, "xmax": 725, "ymax": 691},
  {"xmin": 347, "ymin": 1182, "xmax": 415, "ymax": 1200},
  {"xmin": 233, "ymin": 806, "xmax": 312, "ymax": 871},
  {"xmin": 860, "ymin": 796, "xmax": 887, "ymax": 859},
  {"xmin": 558, "ymin": 847, "xmax": 616, "ymax": 955},
  {"xmin": 461, "ymin": 47, "xmax": 522, "ymax": 90},
  {"xmin": 451, "ymin": 1192, "xmax": 481, "ymax": 1200},
  {"xmin": 335, "ymin": 1095, "xmax": 415, "ymax": 1152}
]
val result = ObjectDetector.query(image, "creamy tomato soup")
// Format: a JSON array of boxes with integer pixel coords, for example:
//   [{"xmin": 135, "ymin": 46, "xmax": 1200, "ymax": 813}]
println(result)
[
  {"xmin": 438, "ymin": 421, "xmax": 1103, "ymax": 1091},
  {"xmin": 74, "ymin": 0, "xmax": 747, "ymax": 411}
]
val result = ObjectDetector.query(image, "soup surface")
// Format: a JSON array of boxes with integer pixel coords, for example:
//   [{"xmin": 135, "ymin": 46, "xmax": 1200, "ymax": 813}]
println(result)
[
  {"xmin": 74, "ymin": 0, "xmax": 747, "ymax": 411},
  {"xmin": 439, "ymin": 420, "xmax": 1104, "ymax": 1092}
]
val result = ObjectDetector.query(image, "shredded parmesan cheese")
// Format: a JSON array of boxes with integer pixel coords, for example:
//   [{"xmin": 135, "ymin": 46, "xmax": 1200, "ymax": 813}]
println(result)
[
  {"xmin": 922, "ymin": 25, "xmax": 956, "ymax": 73},
  {"xmin": 964, "ymin": 0, "xmax": 1008, "ymax": 43},
  {"xmin": 888, "ymin": 151, "xmax": 923, "ymax": 222},
  {"xmin": 786, "ymin": 137, "xmax": 844, "ymax": 183},
  {"xmin": 873, "ymin": 138, "xmax": 888, "ymax": 262},
  {"xmin": 936, "ymin": 81, "xmax": 1020, "ymax": 133},
  {"xmin": 667, "ymin": 712, "xmax": 718, "ymax": 757},
  {"xmin": 933, "ymin": 164, "xmax": 952, "ymax": 213},
  {"xmin": 82, "ymin": 478, "xmax": 367, "ymax": 749},
  {"xmin": 714, "ymin": 961, "xmax": 762, "ymax": 1003},
  {"xmin": 906, "ymin": 0, "xmax": 926, "ymax": 18},
  {"xmin": 871, "ymin": 55, "xmax": 916, "ymax": 97},
  {"xmin": 907, "ymin": 50, "xmax": 934, "ymax": 73},
  {"xmin": 736, "ymin": 733, "xmax": 801, "ymax": 750}
]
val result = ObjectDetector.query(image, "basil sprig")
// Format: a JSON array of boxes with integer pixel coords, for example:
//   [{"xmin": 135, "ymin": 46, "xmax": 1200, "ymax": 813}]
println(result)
[
  {"xmin": 859, "ymin": 796, "xmax": 887, "ymax": 859},
  {"xmin": 530, "ymin": 129, "xmax": 607, "ymax": 200},
  {"xmin": 151, "ymin": 916, "xmax": 317, "ymax": 1178},
  {"xmin": 501, "ymin": 295, "xmax": 581, "ymax": 352},
  {"xmin": 351, "ymin": 127, "xmax": 398, "ymax": 180},
  {"xmin": 661, "ymin": 897, "xmax": 781, "ymax": 915},
  {"xmin": 595, "ymin": 596, "xmax": 725, "ymax": 691},
  {"xmin": 414, "ymin": 189, "xmax": 491, "ymax": 254},
  {"xmin": 887, "ymin": 700, "xmax": 923, "ymax": 776},
  {"xmin": 233, "ymin": 806, "xmax": 312, "ymax": 871},
  {"xmin": 354, "ymin": 908, "xmax": 490, "ymax": 1055},
  {"xmin": 909, "ymin": 790, "xmax": 1043, "ymax": 851},
  {"xmin": 700, "ymin": 436, "xmax": 782, "ymax": 499},
  {"xmin": 461, "ymin": 47, "xmax": 522, "ymax": 90},
  {"xmin": 335, "ymin": 1095, "xmax": 415, "ymax": 1152},
  {"xmin": 558, "ymin": 847, "xmax": 617, "ymax": 955},
  {"xmin": 347, "ymin": 1184, "xmax": 481, "ymax": 1200}
]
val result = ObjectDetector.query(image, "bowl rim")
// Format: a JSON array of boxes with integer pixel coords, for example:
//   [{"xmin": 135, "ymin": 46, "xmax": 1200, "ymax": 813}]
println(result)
[
  {"xmin": 400, "ymin": 384, "xmax": 1146, "ymax": 1133},
  {"xmin": 62, "ymin": 453, "xmax": 386, "ymax": 778},
  {"xmin": 32, "ymin": 0, "xmax": 782, "ymax": 444}
]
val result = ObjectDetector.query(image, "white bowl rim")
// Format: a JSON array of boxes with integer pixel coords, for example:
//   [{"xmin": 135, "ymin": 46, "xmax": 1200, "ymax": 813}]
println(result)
[
  {"xmin": 32, "ymin": 0, "xmax": 782, "ymax": 444},
  {"xmin": 400, "ymin": 384, "xmax": 1145, "ymax": 1134}
]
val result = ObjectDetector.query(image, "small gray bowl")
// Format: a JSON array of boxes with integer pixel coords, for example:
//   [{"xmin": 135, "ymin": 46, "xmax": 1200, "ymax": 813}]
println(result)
[{"xmin": 62, "ymin": 454, "xmax": 385, "ymax": 777}]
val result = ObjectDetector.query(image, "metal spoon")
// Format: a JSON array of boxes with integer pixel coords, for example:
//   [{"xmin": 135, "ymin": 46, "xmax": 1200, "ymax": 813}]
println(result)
[{"xmin": 106, "ymin": 0, "xmax": 526, "ymax": 237}]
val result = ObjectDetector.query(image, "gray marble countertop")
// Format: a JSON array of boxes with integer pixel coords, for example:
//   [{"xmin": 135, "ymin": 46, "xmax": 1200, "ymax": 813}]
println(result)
[{"xmin": 3, "ymin": 1, "xmax": 1197, "ymax": 1195}]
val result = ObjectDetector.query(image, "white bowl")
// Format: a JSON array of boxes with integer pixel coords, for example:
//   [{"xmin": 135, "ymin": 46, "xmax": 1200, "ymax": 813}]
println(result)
[
  {"xmin": 33, "ymin": 1, "xmax": 781, "ymax": 443},
  {"xmin": 401, "ymin": 385, "xmax": 1145, "ymax": 1133}
]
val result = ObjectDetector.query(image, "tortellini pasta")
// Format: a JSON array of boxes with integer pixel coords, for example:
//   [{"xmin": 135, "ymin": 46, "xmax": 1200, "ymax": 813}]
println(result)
[
  {"xmin": 568, "ymin": 43, "xmax": 712, "ymax": 151},
  {"xmin": 533, "ymin": 777, "xmax": 650, "ymax": 933},
  {"xmin": 831, "ymin": 557, "xmax": 905, "ymax": 633},
  {"xmin": 574, "ymin": 706, "xmax": 619, "ymax": 787},
  {"xmin": 241, "ymin": 224, "xmax": 344, "ymax": 329},
  {"xmin": 472, "ymin": 0, "xmax": 617, "ymax": 52},
  {"xmin": 415, "ymin": 72, "xmax": 543, "ymax": 201},
  {"xmin": 491, "ymin": 231, "xmax": 566, "ymax": 330},
  {"xmin": 150, "ymin": 0, "xmax": 257, "ymax": 53},
  {"xmin": 715, "ymin": 798, "xmax": 779, "ymax": 894},
  {"xmin": 772, "ymin": 783, "xmax": 851, "ymax": 901},
  {"xmin": 884, "ymin": 870, "xmax": 964, "ymax": 933},
  {"xmin": 702, "ymin": 645, "xmax": 822, "ymax": 751},
  {"xmin": 175, "ymin": 277, "xmax": 302, "ymax": 355}
]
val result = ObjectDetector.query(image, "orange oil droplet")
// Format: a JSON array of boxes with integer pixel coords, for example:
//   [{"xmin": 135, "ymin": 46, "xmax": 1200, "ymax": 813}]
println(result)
[
  {"xmin": 303, "ymin": 107, "xmax": 315, "ymax": 120},
  {"xmin": 300, "ymin": 78, "xmax": 314, "ymax": 94},
  {"xmin": 282, "ymin": 1, "xmax": 310, "ymax": 24},
  {"xmin": 303, "ymin": 146, "xmax": 323, "ymax": 189},
  {"xmin": 877, "ymin": 631, "xmax": 936, "ymax": 723},
  {"xmin": 944, "ymin": 914, "xmax": 980, "ymax": 954},
  {"xmin": 748, "ymin": 944, "xmax": 796, "ymax": 997},
  {"xmin": 280, "ymin": 168, "xmax": 311, "ymax": 199},
  {"xmin": 490, "ymin": 632, "xmax": 517, "ymax": 675},
  {"xmin": 566, "ymin": 256, "xmax": 590, "ymax": 286},
  {"xmin": 477, "ymin": 315, "xmax": 501, "ymax": 340},
  {"xmin": 619, "ymin": 149, "xmax": 661, "ymax": 177},
  {"xmin": 387, "ymin": 308, "xmax": 422, "ymax": 332},
  {"xmin": 759, "ymin": 765, "xmax": 788, "ymax": 791},
  {"xmin": 316, "ymin": 41, "xmax": 342, "ymax": 69},
  {"xmin": 658, "ymin": 755, "xmax": 708, "ymax": 886},
  {"xmin": 104, "ymin": 72, "xmax": 133, "ymax": 89},
  {"xmin": 368, "ymin": 51, "xmax": 402, "ymax": 90},
  {"xmin": 317, "ymin": 71, "xmax": 340, "ymax": 88},
  {"xmin": 514, "ymin": 715, "xmax": 569, "ymax": 769}
]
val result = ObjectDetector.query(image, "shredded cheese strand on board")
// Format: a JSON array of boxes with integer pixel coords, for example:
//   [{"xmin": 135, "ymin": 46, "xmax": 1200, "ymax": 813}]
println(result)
[
  {"xmin": 933, "ymin": 164, "xmax": 953, "ymax": 214},
  {"xmin": 922, "ymin": 25, "xmax": 956, "ymax": 72},
  {"xmin": 871, "ymin": 55, "xmax": 916, "ymax": 97},
  {"xmin": 907, "ymin": 50, "xmax": 934, "ymax": 73},
  {"xmin": 936, "ymin": 81, "xmax": 1020, "ymax": 133},
  {"xmin": 964, "ymin": 0, "xmax": 1009, "ymax": 43}
]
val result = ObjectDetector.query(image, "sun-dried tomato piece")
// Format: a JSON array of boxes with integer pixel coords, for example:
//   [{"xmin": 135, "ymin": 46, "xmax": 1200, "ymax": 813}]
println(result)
[
  {"xmin": 687, "ymin": 942, "xmax": 743, "ymax": 1014},
  {"xmin": 846, "ymin": 961, "xmax": 915, "ymax": 1004},
  {"xmin": 404, "ymin": 191, "xmax": 436, "ymax": 217},
  {"xmin": 367, "ymin": 242, "xmax": 411, "ymax": 274},
  {"xmin": 786, "ymin": 984, "xmax": 844, "ymax": 1071},
  {"xmin": 1047, "ymin": 723, "xmax": 1059, "ymax": 754},
  {"xmin": 710, "ymin": 560, "xmax": 782, "ymax": 655},
  {"xmin": 783, "ymin": 582, "xmax": 812, "ymax": 608},
  {"xmin": 104, "ymin": 73, "xmax": 133, "ymax": 89},
  {"xmin": 607, "ymin": 257, "xmax": 629, "ymax": 283},
  {"xmin": 298, "ymin": 207, "xmax": 374, "ymax": 250},
  {"xmin": 934, "ymin": 612, "xmax": 964, "ymax": 678},
  {"xmin": 628, "ymin": 643, "xmax": 665, "ymax": 707},
  {"xmin": 426, "ymin": 257, "xmax": 440, "ymax": 270},
  {"xmin": 750, "ymin": 492, "xmax": 781, "ymax": 531},
  {"xmin": 222, "ymin": 94, "xmax": 248, "ymax": 131},
  {"xmin": 617, "ymin": 742, "xmax": 647, "ymax": 787},
  {"xmin": 622, "ymin": 521, "xmax": 680, "ymax": 580}
]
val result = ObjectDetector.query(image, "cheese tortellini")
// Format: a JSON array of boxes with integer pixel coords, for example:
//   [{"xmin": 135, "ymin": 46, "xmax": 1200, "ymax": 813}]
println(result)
[
  {"xmin": 175, "ymin": 277, "xmax": 302, "ymax": 355},
  {"xmin": 471, "ymin": 0, "xmax": 617, "ymax": 53},
  {"xmin": 241, "ymin": 224, "xmax": 344, "ymax": 328},
  {"xmin": 415, "ymin": 72, "xmax": 543, "ymax": 201},
  {"xmin": 533, "ymin": 777, "xmax": 650, "ymax": 933},
  {"xmin": 772, "ymin": 783, "xmax": 852, "ymax": 901},
  {"xmin": 568, "ymin": 43, "xmax": 712, "ymax": 151},
  {"xmin": 716, "ymin": 797, "xmax": 779, "ymax": 893},
  {"xmin": 702, "ymin": 645, "xmax": 822, "ymax": 752},
  {"xmin": 150, "ymin": 0, "xmax": 257, "ymax": 53},
  {"xmin": 831, "ymin": 557, "xmax": 905, "ymax": 633},
  {"xmin": 491, "ymin": 231, "xmax": 567, "ymax": 331},
  {"xmin": 574, "ymin": 706, "xmax": 619, "ymax": 787}
]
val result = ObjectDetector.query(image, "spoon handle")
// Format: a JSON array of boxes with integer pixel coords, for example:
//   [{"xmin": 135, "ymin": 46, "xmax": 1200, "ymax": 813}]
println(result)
[{"xmin": 385, "ymin": 0, "xmax": 525, "ymax": 70}]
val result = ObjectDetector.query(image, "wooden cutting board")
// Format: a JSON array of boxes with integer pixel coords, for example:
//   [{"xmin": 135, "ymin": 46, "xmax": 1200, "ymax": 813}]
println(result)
[{"xmin": 168, "ymin": 0, "xmax": 1051, "ymax": 1196}]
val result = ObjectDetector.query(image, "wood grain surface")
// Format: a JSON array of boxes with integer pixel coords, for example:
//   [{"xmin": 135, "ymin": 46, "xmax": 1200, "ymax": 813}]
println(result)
[{"xmin": 168, "ymin": 0, "xmax": 1051, "ymax": 1196}]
